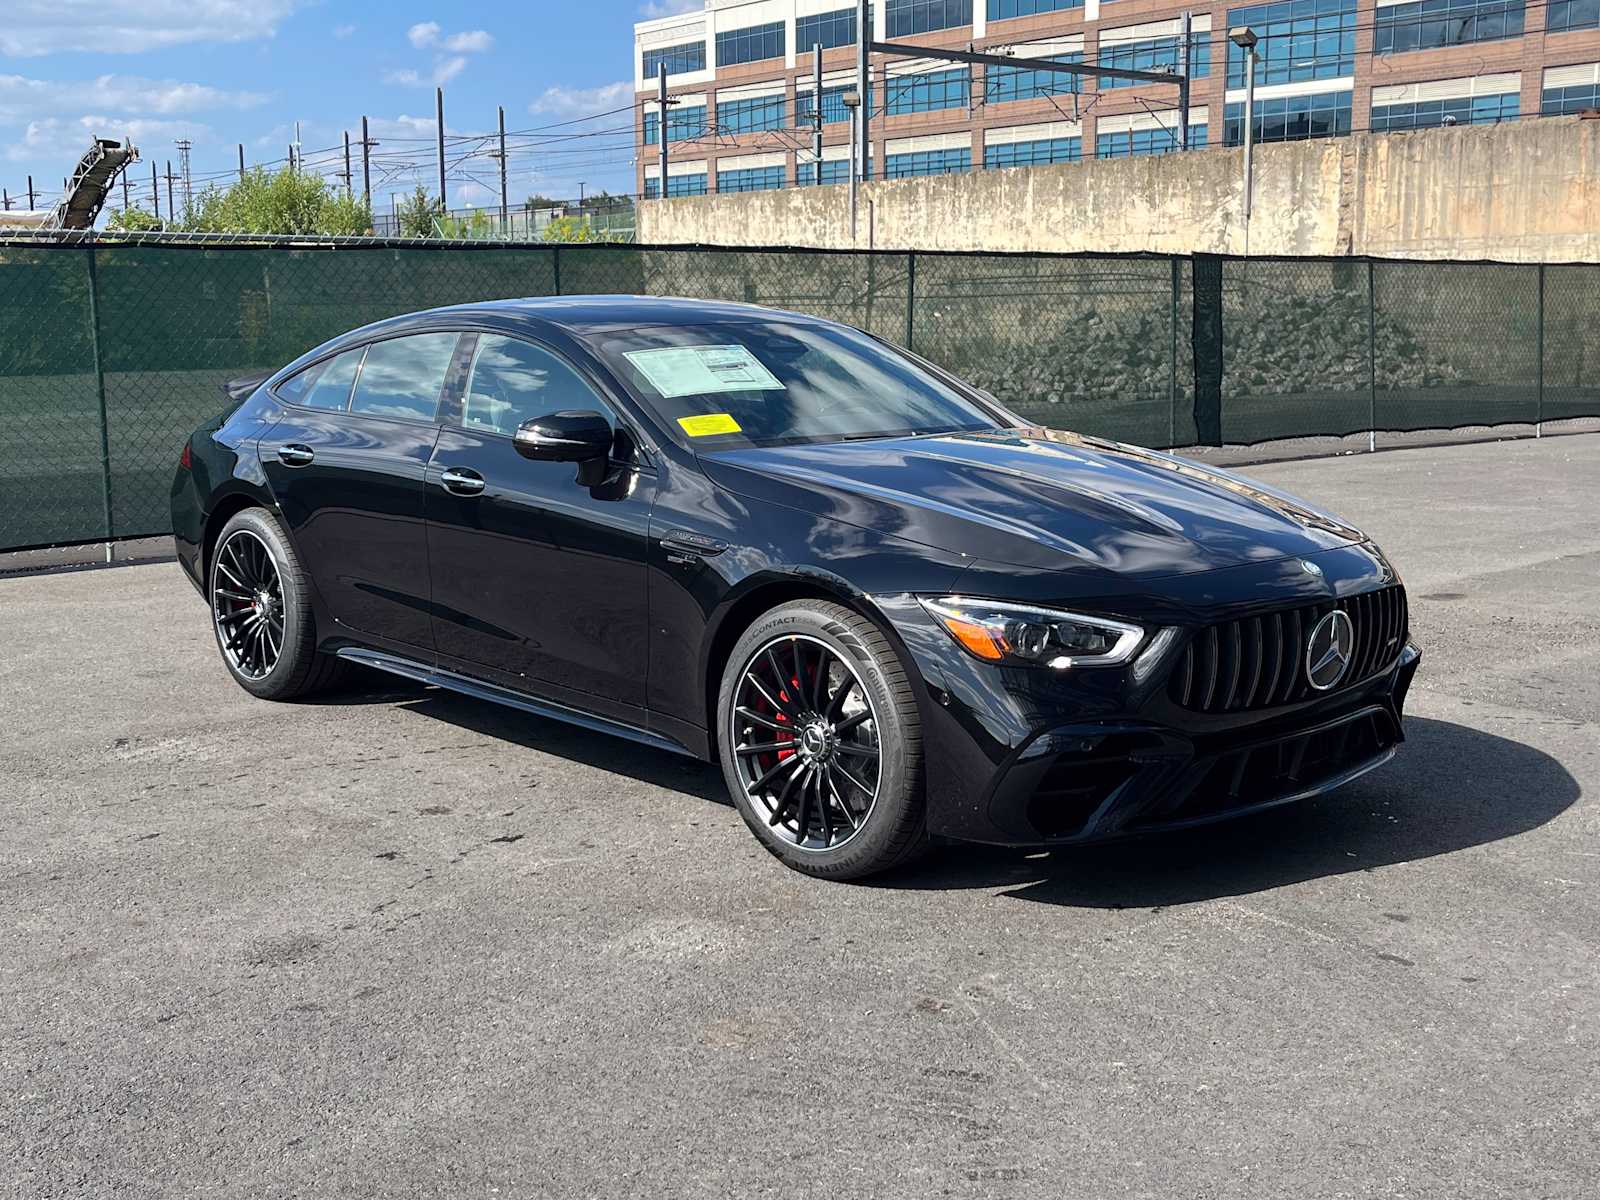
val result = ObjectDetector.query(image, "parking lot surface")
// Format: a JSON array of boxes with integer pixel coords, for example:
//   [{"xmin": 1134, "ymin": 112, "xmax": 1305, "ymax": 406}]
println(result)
[{"xmin": 4, "ymin": 435, "xmax": 1598, "ymax": 1199}]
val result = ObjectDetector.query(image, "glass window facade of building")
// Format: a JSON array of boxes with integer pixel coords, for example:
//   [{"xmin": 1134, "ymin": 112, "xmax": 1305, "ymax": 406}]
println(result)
[
  {"xmin": 796, "ymin": 85, "xmax": 855, "ymax": 125},
  {"xmin": 1547, "ymin": 0, "xmax": 1600, "ymax": 32},
  {"xmin": 717, "ymin": 94, "xmax": 788, "ymax": 134},
  {"xmin": 1543, "ymin": 80, "xmax": 1600, "ymax": 114},
  {"xmin": 885, "ymin": 147, "xmax": 972, "ymax": 176},
  {"xmin": 644, "ymin": 173, "xmax": 708, "ymax": 198},
  {"xmin": 886, "ymin": 67, "xmax": 972, "ymax": 114},
  {"xmin": 1373, "ymin": 0, "xmax": 1525, "ymax": 54},
  {"xmin": 1224, "ymin": 90, "xmax": 1351, "ymax": 143},
  {"xmin": 984, "ymin": 136, "xmax": 1082, "ymax": 167},
  {"xmin": 1371, "ymin": 91, "xmax": 1518, "ymax": 129},
  {"xmin": 1099, "ymin": 32, "xmax": 1211, "ymax": 89},
  {"xmin": 989, "ymin": 0, "xmax": 1084, "ymax": 18},
  {"xmin": 886, "ymin": 0, "xmax": 974, "ymax": 37},
  {"xmin": 797, "ymin": 159, "xmax": 853, "ymax": 186},
  {"xmin": 1226, "ymin": 0, "xmax": 1357, "ymax": 87},
  {"xmin": 717, "ymin": 165, "xmax": 785, "ymax": 193},
  {"xmin": 795, "ymin": 7, "xmax": 863, "ymax": 51},
  {"xmin": 643, "ymin": 105, "xmax": 709, "ymax": 145},
  {"xmin": 642, "ymin": 41, "xmax": 706, "ymax": 79},
  {"xmin": 986, "ymin": 54, "xmax": 1084, "ymax": 102},
  {"xmin": 716, "ymin": 21, "xmax": 785, "ymax": 67},
  {"xmin": 1096, "ymin": 124, "xmax": 1207, "ymax": 157}
]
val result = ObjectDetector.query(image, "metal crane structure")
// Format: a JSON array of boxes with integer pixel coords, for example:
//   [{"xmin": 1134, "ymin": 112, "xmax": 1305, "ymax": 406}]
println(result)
[{"xmin": 0, "ymin": 138, "xmax": 140, "ymax": 231}]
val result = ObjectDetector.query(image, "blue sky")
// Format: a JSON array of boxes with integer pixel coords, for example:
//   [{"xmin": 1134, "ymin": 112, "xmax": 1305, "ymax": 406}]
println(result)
[{"xmin": 0, "ymin": 1, "xmax": 691, "ymax": 215}]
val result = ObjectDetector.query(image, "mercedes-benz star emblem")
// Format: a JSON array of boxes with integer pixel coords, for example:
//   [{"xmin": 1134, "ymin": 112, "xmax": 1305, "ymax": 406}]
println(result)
[
  {"xmin": 1301, "ymin": 559, "xmax": 1324, "ymax": 578},
  {"xmin": 1305, "ymin": 610, "xmax": 1355, "ymax": 691}
]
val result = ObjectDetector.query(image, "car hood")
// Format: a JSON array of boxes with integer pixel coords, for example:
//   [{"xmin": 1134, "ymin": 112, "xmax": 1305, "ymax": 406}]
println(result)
[{"xmin": 700, "ymin": 427, "xmax": 1366, "ymax": 581}]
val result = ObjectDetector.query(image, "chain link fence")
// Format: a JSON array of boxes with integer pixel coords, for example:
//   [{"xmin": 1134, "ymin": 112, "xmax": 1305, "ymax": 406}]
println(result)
[{"xmin": 3, "ymin": 234, "xmax": 1597, "ymax": 553}]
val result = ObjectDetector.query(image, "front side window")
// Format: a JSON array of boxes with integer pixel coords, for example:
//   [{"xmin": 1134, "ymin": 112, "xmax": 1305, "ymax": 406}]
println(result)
[
  {"xmin": 349, "ymin": 333, "xmax": 460, "ymax": 422},
  {"xmin": 589, "ymin": 320, "xmax": 1001, "ymax": 449},
  {"xmin": 276, "ymin": 347, "xmax": 363, "ymax": 411},
  {"xmin": 886, "ymin": 0, "xmax": 974, "ymax": 37},
  {"xmin": 462, "ymin": 335, "xmax": 608, "ymax": 436}
]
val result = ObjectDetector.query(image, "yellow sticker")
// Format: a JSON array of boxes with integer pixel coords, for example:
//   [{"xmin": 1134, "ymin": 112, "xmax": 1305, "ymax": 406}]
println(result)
[{"xmin": 678, "ymin": 413, "xmax": 742, "ymax": 437}]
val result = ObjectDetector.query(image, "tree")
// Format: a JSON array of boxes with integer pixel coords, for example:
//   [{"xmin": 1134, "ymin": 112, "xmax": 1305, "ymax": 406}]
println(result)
[
  {"xmin": 176, "ymin": 166, "xmax": 373, "ymax": 235},
  {"xmin": 542, "ymin": 215, "xmax": 624, "ymax": 244},
  {"xmin": 106, "ymin": 206, "xmax": 162, "ymax": 232},
  {"xmin": 524, "ymin": 194, "xmax": 563, "ymax": 211},
  {"xmin": 396, "ymin": 185, "xmax": 439, "ymax": 239}
]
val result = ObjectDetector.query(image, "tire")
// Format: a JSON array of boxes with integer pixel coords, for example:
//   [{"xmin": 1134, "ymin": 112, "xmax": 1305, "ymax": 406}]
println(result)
[
  {"xmin": 716, "ymin": 599, "xmax": 928, "ymax": 880},
  {"xmin": 207, "ymin": 507, "xmax": 347, "ymax": 701}
]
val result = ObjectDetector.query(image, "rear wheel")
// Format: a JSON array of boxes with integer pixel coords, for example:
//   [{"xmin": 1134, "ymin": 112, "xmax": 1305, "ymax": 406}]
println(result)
[
  {"xmin": 717, "ymin": 600, "xmax": 927, "ymax": 880},
  {"xmin": 209, "ymin": 508, "xmax": 345, "ymax": 700}
]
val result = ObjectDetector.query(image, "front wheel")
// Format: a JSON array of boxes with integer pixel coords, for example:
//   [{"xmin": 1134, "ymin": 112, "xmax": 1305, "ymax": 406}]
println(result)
[
  {"xmin": 208, "ymin": 507, "xmax": 346, "ymax": 700},
  {"xmin": 716, "ymin": 600, "xmax": 928, "ymax": 880}
]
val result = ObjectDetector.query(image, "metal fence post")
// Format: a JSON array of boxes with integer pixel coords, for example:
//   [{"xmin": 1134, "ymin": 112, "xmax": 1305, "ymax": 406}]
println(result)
[
  {"xmin": 552, "ymin": 244, "xmax": 562, "ymax": 296},
  {"xmin": 1169, "ymin": 256, "xmax": 1180, "ymax": 447},
  {"xmin": 83, "ymin": 245, "xmax": 116, "ymax": 558},
  {"xmin": 1191, "ymin": 254, "xmax": 1223, "ymax": 446},
  {"xmin": 904, "ymin": 252, "xmax": 915, "ymax": 352},
  {"xmin": 1536, "ymin": 263, "xmax": 1545, "ymax": 437},
  {"xmin": 1367, "ymin": 259, "xmax": 1377, "ymax": 453}
]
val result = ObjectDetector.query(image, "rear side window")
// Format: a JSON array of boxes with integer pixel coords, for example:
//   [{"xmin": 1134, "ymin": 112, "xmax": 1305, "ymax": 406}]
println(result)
[
  {"xmin": 349, "ymin": 333, "xmax": 461, "ymax": 422},
  {"xmin": 461, "ymin": 335, "xmax": 611, "ymax": 435},
  {"xmin": 275, "ymin": 348, "xmax": 362, "ymax": 411}
]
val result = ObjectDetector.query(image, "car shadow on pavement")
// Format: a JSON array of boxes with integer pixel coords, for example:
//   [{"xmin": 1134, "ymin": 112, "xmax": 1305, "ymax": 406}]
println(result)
[
  {"xmin": 382, "ymin": 683, "xmax": 730, "ymax": 805},
  {"xmin": 881, "ymin": 716, "xmax": 1581, "ymax": 907}
]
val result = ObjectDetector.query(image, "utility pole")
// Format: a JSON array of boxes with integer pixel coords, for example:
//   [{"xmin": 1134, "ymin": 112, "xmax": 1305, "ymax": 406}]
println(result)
[
  {"xmin": 164, "ymin": 160, "xmax": 177, "ymax": 224},
  {"xmin": 342, "ymin": 130, "xmax": 353, "ymax": 197},
  {"xmin": 151, "ymin": 161, "xmax": 160, "ymax": 221},
  {"xmin": 812, "ymin": 43, "xmax": 824, "ymax": 185},
  {"xmin": 855, "ymin": 0, "xmax": 870, "ymax": 184},
  {"xmin": 360, "ymin": 116, "xmax": 373, "ymax": 204},
  {"xmin": 238, "ymin": 144, "xmax": 246, "ymax": 182},
  {"xmin": 435, "ymin": 87, "xmax": 447, "ymax": 212},
  {"xmin": 1178, "ymin": 12, "xmax": 1192, "ymax": 150},
  {"xmin": 288, "ymin": 144, "xmax": 296, "ymax": 173},
  {"xmin": 656, "ymin": 62, "xmax": 670, "ymax": 198},
  {"xmin": 1, "ymin": 191, "xmax": 9, "ymax": 212},
  {"xmin": 496, "ymin": 105, "xmax": 509, "ymax": 227},
  {"xmin": 27, "ymin": 175, "xmax": 35, "ymax": 209},
  {"xmin": 121, "ymin": 171, "xmax": 129, "ymax": 211}
]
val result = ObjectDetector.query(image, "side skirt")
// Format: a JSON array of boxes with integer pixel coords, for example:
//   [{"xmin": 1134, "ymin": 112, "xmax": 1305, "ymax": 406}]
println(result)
[{"xmin": 336, "ymin": 647, "xmax": 698, "ymax": 759}]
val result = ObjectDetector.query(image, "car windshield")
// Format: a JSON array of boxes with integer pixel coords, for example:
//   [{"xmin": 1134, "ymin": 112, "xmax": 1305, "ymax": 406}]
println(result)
[{"xmin": 588, "ymin": 319, "xmax": 1004, "ymax": 449}]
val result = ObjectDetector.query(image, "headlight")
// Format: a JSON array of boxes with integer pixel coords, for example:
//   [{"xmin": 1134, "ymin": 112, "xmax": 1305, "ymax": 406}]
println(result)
[{"xmin": 919, "ymin": 596, "xmax": 1145, "ymax": 668}]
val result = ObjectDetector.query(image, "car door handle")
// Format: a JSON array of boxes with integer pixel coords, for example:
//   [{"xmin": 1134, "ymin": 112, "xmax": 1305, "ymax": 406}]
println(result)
[
  {"xmin": 276, "ymin": 443, "xmax": 315, "ymax": 467},
  {"xmin": 439, "ymin": 467, "xmax": 486, "ymax": 496}
]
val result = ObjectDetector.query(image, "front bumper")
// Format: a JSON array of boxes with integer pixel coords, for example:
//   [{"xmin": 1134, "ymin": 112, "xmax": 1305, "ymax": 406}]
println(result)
[{"xmin": 921, "ymin": 642, "xmax": 1420, "ymax": 847}]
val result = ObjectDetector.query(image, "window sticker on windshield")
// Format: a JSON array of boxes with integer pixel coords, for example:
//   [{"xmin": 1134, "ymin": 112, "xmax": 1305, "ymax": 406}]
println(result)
[
  {"xmin": 678, "ymin": 412, "xmax": 742, "ymax": 437},
  {"xmin": 623, "ymin": 345, "xmax": 785, "ymax": 398}
]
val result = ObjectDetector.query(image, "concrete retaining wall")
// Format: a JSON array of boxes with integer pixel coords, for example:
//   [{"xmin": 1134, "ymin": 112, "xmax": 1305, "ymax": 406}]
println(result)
[{"xmin": 638, "ymin": 118, "xmax": 1600, "ymax": 263}]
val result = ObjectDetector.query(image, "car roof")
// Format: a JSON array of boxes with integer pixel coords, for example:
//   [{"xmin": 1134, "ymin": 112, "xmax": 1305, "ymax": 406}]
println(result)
[{"xmin": 393, "ymin": 295, "xmax": 828, "ymax": 337}]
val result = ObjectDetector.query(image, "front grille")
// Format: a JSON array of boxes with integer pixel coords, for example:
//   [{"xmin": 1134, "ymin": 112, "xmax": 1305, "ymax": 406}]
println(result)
[{"xmin": 1168, "ymin": 584, "xmax": 1408, "ymax": 714}]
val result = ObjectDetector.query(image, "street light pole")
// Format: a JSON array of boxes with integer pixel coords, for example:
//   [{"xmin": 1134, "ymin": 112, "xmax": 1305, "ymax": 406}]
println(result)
[
  {"xmin": 813, "ymin": 43, "xmax": 824, "ymax": 186},
  {"xmin": 1229, "ymin": 27, "xmax": 1259, "ymax": 227},
  {"xmin": 855, "ymin": 0, "xmax": 870, "ymax": 185},
  {"xmin": 842, "ymin": 90, "xmax": 861, "ymax": 239}
]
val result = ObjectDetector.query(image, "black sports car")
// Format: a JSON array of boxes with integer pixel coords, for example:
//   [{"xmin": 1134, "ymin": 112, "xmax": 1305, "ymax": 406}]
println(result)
[{"xmin": 173, "ymin": 297, "xmax": 1420, "ymax": 879}]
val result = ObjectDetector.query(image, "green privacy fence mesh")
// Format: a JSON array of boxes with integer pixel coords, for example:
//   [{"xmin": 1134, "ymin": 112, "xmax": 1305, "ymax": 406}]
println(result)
[{"xmin": 2, "ymin": 238, "xmax": 1596, "ymax": 552}]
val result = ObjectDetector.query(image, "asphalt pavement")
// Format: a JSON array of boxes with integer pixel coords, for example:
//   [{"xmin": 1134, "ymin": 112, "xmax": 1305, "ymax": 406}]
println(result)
[{"xmin": 3, "ymin": 435, "xmax": 1598, "ymax": 1198}]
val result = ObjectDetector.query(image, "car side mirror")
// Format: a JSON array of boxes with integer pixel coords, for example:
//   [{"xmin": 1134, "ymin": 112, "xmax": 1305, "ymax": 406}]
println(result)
[{"xmin": 514, "ymin": 410, "xmax": 613, "ymax": 482}]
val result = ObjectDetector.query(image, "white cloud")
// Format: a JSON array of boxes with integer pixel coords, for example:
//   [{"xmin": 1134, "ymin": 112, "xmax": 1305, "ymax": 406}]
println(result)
[
  {"xmin": 4, "ymin": 114, "xmax": 212, "ymax": 162},
  {"xmin": 454, "ymin": 180, "xmax": 492, "ymax": 207},
  {"xmin": 432, "ymin": 56, "xmax": 468, "ymax": 85},
  {"xmin": 384, "ymin": 56, "xmax": 469, "ymax": 88},
  {"xmin": 407, "ymin": 21, "xmax": 441, "ymax": 49},
  {"xmin": 442, "ymin": 30, "xmax": 493, "ymax": 53},
  {"xmin": 639, "ymin": 0, "xmax": 702, "ymax": 17},
  {"xmin": 333, "ymin": 24, "xmax": 356, "ymax": 39},
  {"xmin": 530, "ymin": 81, "xmax": 633, "ymax": 119},
  {"xmin": 0, "ymin": 74, "xmax": 268, "ymax": 127},
  {"xmin": 0, "ymin": 1, "xmax": 302, "ymax": 57}
]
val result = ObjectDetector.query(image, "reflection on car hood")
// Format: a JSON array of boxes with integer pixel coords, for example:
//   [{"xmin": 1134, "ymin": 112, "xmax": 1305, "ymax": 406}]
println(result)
[{"xmin": 700, "ymin": 427, "xmax": 1367, "ymax": 580}]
